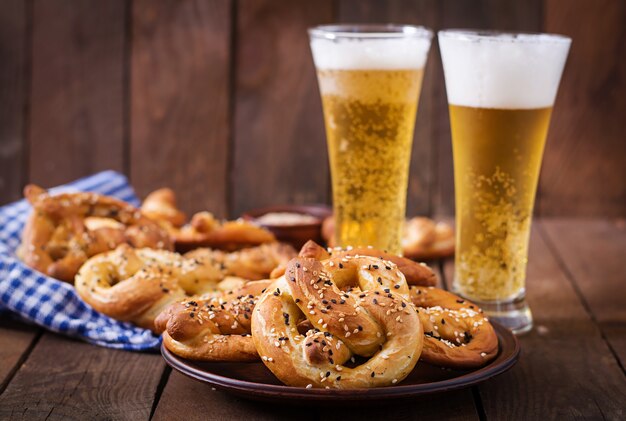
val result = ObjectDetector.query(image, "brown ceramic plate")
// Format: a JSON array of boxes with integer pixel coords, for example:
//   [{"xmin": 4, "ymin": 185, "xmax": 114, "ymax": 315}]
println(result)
[{"xmin": 161, "ymin": 322, "xmax": 519, "ymax": 404}]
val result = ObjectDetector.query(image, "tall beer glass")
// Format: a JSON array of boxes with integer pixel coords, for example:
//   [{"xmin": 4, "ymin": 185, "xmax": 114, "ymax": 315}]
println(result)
[
  {"xmin": 439, "ymin": 30, "xmax": 570, "ymax": 333},
  {"xmin": 309, "ymin": 25, "xmax": 432, "ymax": 254}
]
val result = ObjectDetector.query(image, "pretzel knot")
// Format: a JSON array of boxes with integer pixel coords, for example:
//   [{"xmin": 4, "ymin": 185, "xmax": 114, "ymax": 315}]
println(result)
[
  {"xmin": 75, "ymin": 245, "xmax": 223, "ymax": 331},
  {"xmin": 402, "ymin": 217, "xmax": 455, "ymax": 260},
  {"xmin": 409, "ymin": 286, "xmax": 498, "ymax": 368},
  {"xmin": 252, "ymin": 255, "xmax": 423, "ymax": 389},
  {"xmin": 155, "ymin": 279, "xmax": 271, "ymax": 361},
  {"xmin": 17, "ymin": 185, "xmax": 172, "ymax": 282}
]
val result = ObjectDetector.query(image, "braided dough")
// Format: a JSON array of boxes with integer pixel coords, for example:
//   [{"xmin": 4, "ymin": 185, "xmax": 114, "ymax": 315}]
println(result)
[
  {"xmin": 252, "ymin": 256, "xmax": 423, "ymax": 388},
  {"xmin": 322, "ymin": 215, "xmax": 455, "ymax": 260},
  {"xmin": 155, "ymin": 280, "xmax": 271, "ymax": 361},
  {"xmin": 75, "ymin": 245, "xmax": 223, "ymax": 331},
  {"xmin": 141, "ymin": 188, "xmax": 276, "ymax": 252},
  {"xmin": 17, "ymin": 185, "xmax": 172, "ymax": 282}
]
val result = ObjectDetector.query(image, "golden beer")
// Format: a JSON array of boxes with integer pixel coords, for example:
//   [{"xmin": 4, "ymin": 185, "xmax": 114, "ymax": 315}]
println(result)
[
  {"xmin": 309, "ymin": 25, "xmax": 432, "ymax": 254},
  {"xmin": 451, "ymin": 105, "xmax": 552, "ymax": 301},
  {"xmin": 439, "ymin": 30, "xmax": 570, "ymax": 333},
  {"xmin": 318, "ymin": 68, "xmax": 424, "ymax": 253}
]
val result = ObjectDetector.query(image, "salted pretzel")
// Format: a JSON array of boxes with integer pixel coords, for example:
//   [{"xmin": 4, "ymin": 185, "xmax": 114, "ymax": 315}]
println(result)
[
  {"xmin": 402, "ymin": 217, "xmax": 455, "ymax": 261},
  {"xmin": 279, "ymin": 242, "xmax": 496, "ymax": 370},
  {"xmin": 252, "ymin": 255, "xmax": 423, "ymax": 389},
  {"xmin": 155, "ymin": 280, "xmax": 271, "ymax": 361},
  {"xmin": 140, "ymin": 189, "xmax": 276, "ymax": 252},
  {"xmin": 271, "ymin": 240, "xmax": 437, "ymax": 287},
  {"xmin": 185, "ymin": 242, "xmax": 296, "ymax": 281},
  {"xmin": 17, "ymin": 185, "xmax": 172, "ymax": 282},
  {"xmin": 321, "ymin": 215, "xmax": 455, "ymax": 260},
  {"xmin": 75, "ymin": 245, "xmax": 224, "ymax": 331},
  {"xmin": 409, "ymin": 286, "xmax": 498, "ymax": 369}
]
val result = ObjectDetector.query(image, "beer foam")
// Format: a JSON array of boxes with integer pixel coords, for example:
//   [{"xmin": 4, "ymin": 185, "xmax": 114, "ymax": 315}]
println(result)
[
  {"xmin": 439, "ymin": 31, "xmax": 571, "ymax": 109},
  {"xmin": 310, "ymin": 35, "xmax": 431, "ymax": 70}
]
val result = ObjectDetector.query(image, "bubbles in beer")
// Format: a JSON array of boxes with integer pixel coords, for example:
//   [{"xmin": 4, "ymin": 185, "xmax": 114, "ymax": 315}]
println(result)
[
  {"xmin": 309, "ymin": 26, "xmax": 432, "ymax": 253},
  {"xmin": 318, "ymin": 68, "xmax": 425, "ymax": 253},
  {"xmin": 450, "ymin": 105, "xmax": 553, "ymax": 302}
]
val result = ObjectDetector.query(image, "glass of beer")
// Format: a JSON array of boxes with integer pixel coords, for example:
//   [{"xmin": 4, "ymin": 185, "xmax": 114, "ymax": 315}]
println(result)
[
  {"xmin": 439, "ymin": 30, "xmax": 571, "ymax": 333},
  {"xmin": 309, "ymin": 25, "xmax": 432, "ymax": 254}
]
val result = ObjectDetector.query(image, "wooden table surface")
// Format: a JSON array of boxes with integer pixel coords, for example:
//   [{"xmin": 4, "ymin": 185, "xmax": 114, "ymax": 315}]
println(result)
[{"xmin": 0, "ymin": 218, "xmax": 624, "ymax": 420}]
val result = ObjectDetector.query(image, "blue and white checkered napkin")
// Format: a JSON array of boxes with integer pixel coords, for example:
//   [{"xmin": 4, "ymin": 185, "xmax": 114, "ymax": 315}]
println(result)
[{"xmin": 0, "ymin": 171, "xmax": 160, "ymax": 351}]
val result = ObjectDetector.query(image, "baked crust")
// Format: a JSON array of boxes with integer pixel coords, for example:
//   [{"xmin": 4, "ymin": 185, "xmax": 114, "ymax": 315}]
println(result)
[
  {"xmin": 155, "ymin": 280, "xmax": 271, "ymax": 361},
  {"xmin": 271, "ymin": 240, "xmax": 438, "ymax": 287},
  {"xmin": 409, "ymin": 286, "xmax": 499, "ymax": 368},
  {"xmin": 75, "ymin": 245, "xmax": 223, "ymax": 331},
  {"xmin": 17, "ymin": 185, "xmax": 172, "ymax": 282},
  {"xmin": 252, "ymin": 256, "xmax": 423, "ymax": 389},
  {"xmin": 185, "ymin": 242, "xmax": 296, "ymax": 281},
  {"xmin": 140, "ymin": 189, "xmax": 276, "ymax": 253}
]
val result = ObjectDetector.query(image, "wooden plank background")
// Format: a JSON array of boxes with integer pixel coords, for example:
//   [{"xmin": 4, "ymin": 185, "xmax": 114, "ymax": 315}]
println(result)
[{"xmin": 0, "ymin": 0, "xmax": 624, "ymax": 217}]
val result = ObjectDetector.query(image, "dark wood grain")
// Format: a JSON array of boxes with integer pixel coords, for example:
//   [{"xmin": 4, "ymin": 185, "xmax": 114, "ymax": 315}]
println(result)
[
  {"xmin": 0, "ymin": 0, "xmax": 623, "ymax": 218},
  {"xmin": 540, "ymin": 0, "xmax": 626, "ymax": 217},
  {"xmin": 153, "ymin": 371, "xmax": 320, "ymax": 421},
  {"xmin": 0, "ymin": 332, "xmax": 165, "ymax": 420},
  {"xmin": 231, "ymin": 0, "xmax": 333, "ymax": 217},
  {"xmin": 434, "ymin": 0, "xmax": 543, "ymax": 216},
  {"xmin": 320, "ymin": 390, "xmax": 478, "ymax": 421},
  {"xmin": 337, "ymin": 0, "xmax": 439, "ymax": 217},
  {"xmin": 130, "ymin": 0, "xmax": 231, "ymax": 216},
  {"xmin": 131, "ymin": 0, "xmax": 232, "ymax": 216},
  {"xmin": 29, "ymin": 0, "xmax": 125, "ymax": 187},
  {"xmin": 0, "ymin": 318, "xmax": 40, "ymax": 394},
  {"xmin": 540, "ymin": 218, "xmax": 626, "ymax": 369},
  {"xmin": 0, "ymin": 1, "xmax": 28, "ymax": 204},
  {"xmin": 444, "ymin": 225, "xmax": 626, "ymax": 420}
]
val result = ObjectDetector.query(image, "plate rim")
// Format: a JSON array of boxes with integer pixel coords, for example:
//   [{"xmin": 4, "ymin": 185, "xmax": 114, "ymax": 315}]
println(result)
[{"xmin": 161, "ymin": 322, "xmax": 520, "ymax": 400}]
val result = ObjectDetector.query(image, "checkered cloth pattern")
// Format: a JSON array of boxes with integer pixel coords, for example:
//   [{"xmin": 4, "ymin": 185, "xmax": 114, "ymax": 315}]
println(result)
[{"xmin": 0, "ymin": 171, "xmax": 160, "ymax": 350}]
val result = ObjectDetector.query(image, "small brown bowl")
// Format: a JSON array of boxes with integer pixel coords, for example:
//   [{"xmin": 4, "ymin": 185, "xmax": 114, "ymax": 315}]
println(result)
[{"xmin": 242, "ymin": 204, "xmax": 332, "ymax": 250}]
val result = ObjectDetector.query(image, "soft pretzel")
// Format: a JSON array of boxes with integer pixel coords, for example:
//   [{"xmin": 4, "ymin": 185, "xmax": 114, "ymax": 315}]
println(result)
[
  {"xmin": 272, "ymin": 242, "xmax": 496, "ymax": 370},
  {"xmin": 409, "ymin": 286, "xmax": 498, "ymax": 368},
  {"xmin": 155, "ymin": 280, "xmax": 271, "ymax": 361},
  {"xmin": 402, "ymin": 217, "xmax": 455, "ymax": 261},
  {"xmin": 329, "ymin": 247, "xmax": 437, "ymax": 287},
  {"xmin": 185, "ymin": 242, "xmax": 296, "ymax": 281},
  {"xmin": 270, "ymin": 240, "xmax": 437, "ymax": 287},
  {"xmin": 75, "ymin": 245, "xmax": 223, "ymax": 331},
  {"xmin": 251, "ymin": 255, "xmax": 423, "ymax": 389},
  {"xmin": 140, "ymin": 189, "xmax": 276, "ymax": 253},
  {"xmin": 322, "ymin": 215, "xmax": 455, "ymax": 261},
  {"xmin": 175, "ymin": 212, "xmax": 277, "ymax": 252},
  {"xmin": 17, "ymin": 185, "xmax": 172, "ymax": 282}
]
